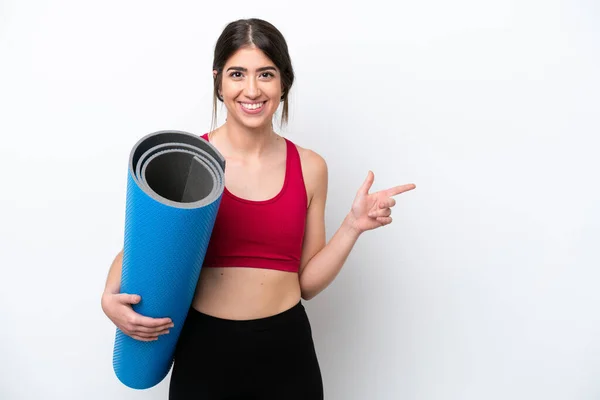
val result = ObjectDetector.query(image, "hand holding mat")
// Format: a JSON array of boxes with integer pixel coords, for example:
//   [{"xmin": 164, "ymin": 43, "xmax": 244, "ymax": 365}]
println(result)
[
  {"xmin": 112, "ymin": 130, "xmax": 225, "ymax": 389},
  {"xmin": 104, "ymin": 290, "xmax": 174, "ymax": 342}
]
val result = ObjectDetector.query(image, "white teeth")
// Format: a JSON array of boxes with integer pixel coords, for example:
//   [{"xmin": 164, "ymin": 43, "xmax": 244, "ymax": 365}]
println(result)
[{"xmin": 241, "ymin": 102, "xmax": 264, "ymax": 110}]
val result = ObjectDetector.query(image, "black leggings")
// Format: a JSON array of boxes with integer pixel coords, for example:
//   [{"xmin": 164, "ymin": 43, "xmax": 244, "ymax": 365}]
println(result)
[{"xmin": 169, "ymin": 301, "xmax": 324, "ymax": 399}]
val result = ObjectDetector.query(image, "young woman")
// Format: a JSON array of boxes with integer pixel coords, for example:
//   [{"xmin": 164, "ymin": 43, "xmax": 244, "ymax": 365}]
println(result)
[{"xmin": 101, "ymin": 18, "xmax": 415, "ymax": 399}]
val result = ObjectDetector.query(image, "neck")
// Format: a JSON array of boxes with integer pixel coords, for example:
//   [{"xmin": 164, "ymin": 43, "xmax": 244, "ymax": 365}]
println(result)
[{"xmin": 215, "ymin": 119, "xmax": 277, "ymax": 157}]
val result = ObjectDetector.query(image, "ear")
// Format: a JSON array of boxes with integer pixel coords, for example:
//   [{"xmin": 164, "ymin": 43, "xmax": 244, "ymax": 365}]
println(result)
[{"xmin": 213, "ymin": 70, "xmax": 223, "ymax": 99}]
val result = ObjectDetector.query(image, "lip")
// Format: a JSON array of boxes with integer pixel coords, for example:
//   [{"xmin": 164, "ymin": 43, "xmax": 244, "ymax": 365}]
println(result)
[{"xmin": 238, "ymin": 101, "xmax": 266, "ymax": 115}]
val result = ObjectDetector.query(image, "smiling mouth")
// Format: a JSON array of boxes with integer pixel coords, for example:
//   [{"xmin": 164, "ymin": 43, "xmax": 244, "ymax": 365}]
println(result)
[{"xmin": 239, "ymin": 101, "xmax": 266, "ymax": 111}]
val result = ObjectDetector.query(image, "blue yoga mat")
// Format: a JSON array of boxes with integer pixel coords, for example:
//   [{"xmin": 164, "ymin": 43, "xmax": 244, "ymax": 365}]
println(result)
[{"xmin": 112, "ymin": 130, "xmax": 225, "ymax": 390}]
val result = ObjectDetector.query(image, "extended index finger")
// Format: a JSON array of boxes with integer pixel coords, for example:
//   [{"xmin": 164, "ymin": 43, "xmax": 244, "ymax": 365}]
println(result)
[{"xmin": 385, "ymin": 183, "xmax": 416, "ymax": 197}]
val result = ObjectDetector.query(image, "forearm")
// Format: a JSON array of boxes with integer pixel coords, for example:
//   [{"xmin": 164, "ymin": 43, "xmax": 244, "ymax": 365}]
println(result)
[
  {"xmin": 299, "ymin": 214, "xmax": 361, "ymax": 300},
  {"xmin": 103, "ymin": 250, "xmax": 123, "ymax": 295}
]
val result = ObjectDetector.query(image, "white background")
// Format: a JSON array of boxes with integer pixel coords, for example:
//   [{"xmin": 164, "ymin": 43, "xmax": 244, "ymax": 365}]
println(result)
[{"xmin": 1, "ymin": 0, "xmax": 599, "ymax": 399}]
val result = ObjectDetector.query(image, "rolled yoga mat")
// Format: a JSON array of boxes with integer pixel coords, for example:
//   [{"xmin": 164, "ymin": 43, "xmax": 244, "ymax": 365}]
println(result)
[{"xmin": 112, "ymin": 130, "xmax": 225, "ymax": 390}]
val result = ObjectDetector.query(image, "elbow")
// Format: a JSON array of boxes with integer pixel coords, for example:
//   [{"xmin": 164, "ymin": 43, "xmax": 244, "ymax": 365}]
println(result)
[
  {"xmin": 300, "ymin": 286, "xmax": 319, "ymax": 301},
  {"xmin": 299, "ymin": 270, "xmax": 321, "ymax": 301},
  {"xmin": 299, "ymin": 276, "xmax": 313, "ymax": 301},
  {"xmin": 301, "ymin": 291, "xmax": 314, "ymax": 301}
]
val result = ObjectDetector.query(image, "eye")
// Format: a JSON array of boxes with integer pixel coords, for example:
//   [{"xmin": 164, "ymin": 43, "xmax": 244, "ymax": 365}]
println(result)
[
  {"xmin": 260, "ymin": 72, "xmax": 275, "ymax": 79},
  {"xmin": 229, "ymin": 71, "xmax": 243, "ymax": 78}
]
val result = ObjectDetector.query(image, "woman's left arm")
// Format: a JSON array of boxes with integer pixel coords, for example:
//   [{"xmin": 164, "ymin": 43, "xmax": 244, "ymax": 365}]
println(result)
[{"xmin": 298, "ymin": 151, "xmax": 416, "ymax": 300}]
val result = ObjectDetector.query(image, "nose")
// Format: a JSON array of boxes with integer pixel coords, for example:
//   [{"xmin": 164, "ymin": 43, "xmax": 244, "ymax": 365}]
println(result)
[{"xmin": 244, "ymin": 76, "xmax": 261, "ymax": 99}]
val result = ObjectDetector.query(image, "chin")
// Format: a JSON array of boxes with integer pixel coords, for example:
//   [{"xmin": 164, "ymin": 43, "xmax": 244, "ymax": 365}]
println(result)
[
  {"xmin": 240, "ymin": 118, "xmax": 274, "ymax": 130},
  {"xmin": 237, "ymin": 112, "xmax": 278, "ymax": 130}
]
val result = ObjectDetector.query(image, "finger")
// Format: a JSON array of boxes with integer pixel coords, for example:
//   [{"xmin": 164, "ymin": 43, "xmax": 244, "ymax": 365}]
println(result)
[
  {"xmin": 131, "ymin": 328, "xmax": 171, "ymax": 338},
  {"xmin": 385, "ymin": 183, "xmax": 416, "ymax": 197},
  {"xmin": 133, "ymin": 323, "xmax": 174, "ymax": 334},
  {"xmin": 382, "ymin": 208, "xmax": 392, "ymax": 217},
  {"xmin": 130, "ymin": 331, "xmax": 160, "ymax": 339},
  {"xmin": 133, "ymin": 315, "xmax": 173, "ymax": 329},
  {"xmin": 376, "ymin": 216, "xmax": 393, "ymax": 225},
  {"xmin": 379, "ymin": 198, "xmax": 396, "ymax": 209},
  {"xmin": 116, "ymin": 293, "xmax": 141, "ymax": 305},
  {"xmin": 359, "ymin": 171, "xmax": 375, "ymax": 195},
  {"xmin": 130, "ymin": 334, "xmax": 159, "ymax": 342},
  {"xmin": 369, "ymin": 208, "xmax": 391, "ymax": 218}
]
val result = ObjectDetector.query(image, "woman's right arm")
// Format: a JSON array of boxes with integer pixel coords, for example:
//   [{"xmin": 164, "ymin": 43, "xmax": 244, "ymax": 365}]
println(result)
[{"xmin": 101, "ymin": 250, "xmax": 173, "ymax": 342}]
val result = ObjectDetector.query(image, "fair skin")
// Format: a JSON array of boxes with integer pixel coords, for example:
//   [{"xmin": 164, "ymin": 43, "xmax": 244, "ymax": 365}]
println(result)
[{"xmin": 101, "ymin": 45, "xmax": 416, "ymax": 341}]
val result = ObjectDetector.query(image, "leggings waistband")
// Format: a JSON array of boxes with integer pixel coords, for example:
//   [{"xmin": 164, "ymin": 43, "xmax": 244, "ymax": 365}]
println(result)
[{"xmin": 186, "ymin": 301, "xmax": 306, "ymax": 332}]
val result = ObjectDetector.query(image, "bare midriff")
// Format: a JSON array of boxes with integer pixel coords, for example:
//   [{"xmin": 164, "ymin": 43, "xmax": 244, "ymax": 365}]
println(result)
[{"xmin": 191, "ymin": 266, "xmax": 302, "ymax": 320}]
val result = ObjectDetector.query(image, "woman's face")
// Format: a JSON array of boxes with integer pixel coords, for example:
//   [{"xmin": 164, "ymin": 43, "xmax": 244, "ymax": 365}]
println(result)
[{"xmin": 217, "ymin": 46, "xmax": 282, "ymax": 130}]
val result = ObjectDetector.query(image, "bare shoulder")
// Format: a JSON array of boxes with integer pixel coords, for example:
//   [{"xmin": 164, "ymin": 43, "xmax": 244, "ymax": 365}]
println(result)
[
  {"xmin": 296, "ymin": 144, "xmax": 327, "ymax": 174},
  {"xmin": 294, "ymin": 142, "xmax": 328, "ymax": 204}
]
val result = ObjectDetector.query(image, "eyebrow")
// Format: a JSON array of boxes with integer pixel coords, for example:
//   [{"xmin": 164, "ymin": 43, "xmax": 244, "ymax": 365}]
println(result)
[{"xmin": 226, "ymin": 66, "xmax": 278, "ymax": 73}]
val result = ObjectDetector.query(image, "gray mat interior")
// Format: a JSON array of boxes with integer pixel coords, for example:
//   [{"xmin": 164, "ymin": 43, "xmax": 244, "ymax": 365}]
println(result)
[{"xmin": 129, "ymin": 130, "xmax": 226, "ymax": 208}]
